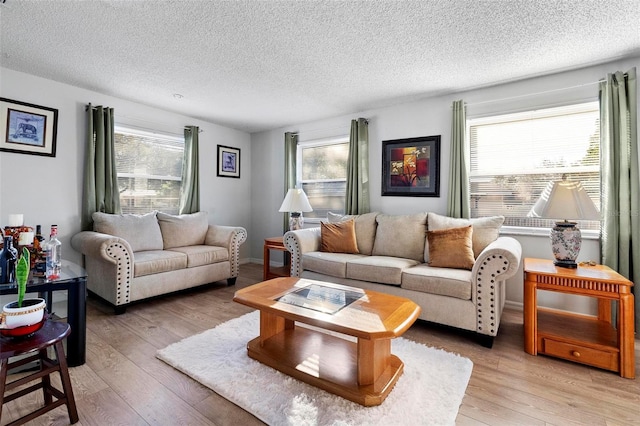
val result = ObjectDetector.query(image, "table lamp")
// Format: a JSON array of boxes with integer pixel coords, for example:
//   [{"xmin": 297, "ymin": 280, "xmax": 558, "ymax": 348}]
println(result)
[
  {"xmin": 527, "ymin": 175, "xmax": 600, "ymax": 268},
  {"xmin": 279, "ymin": 188, "xmax": 313, "ymax": 231}
]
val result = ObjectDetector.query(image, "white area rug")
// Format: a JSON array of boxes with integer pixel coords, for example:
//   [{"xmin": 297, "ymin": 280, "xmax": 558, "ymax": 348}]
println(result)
[{"xmin": 157, "ymin": 311, "xmax": 473, "ymax": 425}]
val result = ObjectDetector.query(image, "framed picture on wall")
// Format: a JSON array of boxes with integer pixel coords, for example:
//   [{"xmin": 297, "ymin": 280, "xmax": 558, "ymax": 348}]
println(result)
[
  {"xmin": 0, "ymin": 98, "xmax": 58, "ymax": 157},
  {"xmin": 382, "ymin": 135, "xmax": 441, "ymax": 197},
  {"xmin": 217, "ymin": 144, "xmax": 241, "ymax": 178}
]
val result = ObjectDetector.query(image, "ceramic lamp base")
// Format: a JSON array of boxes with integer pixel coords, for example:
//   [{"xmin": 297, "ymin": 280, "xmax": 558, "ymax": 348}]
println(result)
[
  {"xmin": 551, "ymin": 221, "xmax": 581, "ymax": 268},
  {"xmin": 289, "ymin": 213, "xmax": 304, "ymax": 231}
]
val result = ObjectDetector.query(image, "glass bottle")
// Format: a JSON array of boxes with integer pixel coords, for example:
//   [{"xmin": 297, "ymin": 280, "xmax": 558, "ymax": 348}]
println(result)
[
  {"xmin": 45, "ymin": 225, "xmax": 62, "ymax": 280},
  {"xmin": 0, "ymin": 235, "xmax": 18, "ymax": 284}
]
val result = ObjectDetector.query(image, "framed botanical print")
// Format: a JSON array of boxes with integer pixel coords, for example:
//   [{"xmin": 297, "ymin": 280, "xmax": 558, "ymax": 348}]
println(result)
[{"xmin": 382, "ymin": 135, "xmax": 440, "ymax": 197}]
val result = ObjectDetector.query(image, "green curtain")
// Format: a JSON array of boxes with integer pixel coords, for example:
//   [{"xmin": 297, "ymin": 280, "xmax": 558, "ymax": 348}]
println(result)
[
  {"xmin": 179, "ymin": 126, "xmax": 200, "ymax": 214},
  {"xmin": 600, "ymin": 67, "xmax": 639, "ymax": 330},
  {"xmin": 283, "ymin": 132, "xmax": 298, "ymax": 233},
  {"xmin": 345, "ymin": 118, "xmax": 370, "ymax": 215},
  {"xmin": 447, "ymin": 100, "xmax": 470, "ymax": 219},
  {"xmin": 81, "ymin": 105, "xmax": 121, "ymax": 231}
]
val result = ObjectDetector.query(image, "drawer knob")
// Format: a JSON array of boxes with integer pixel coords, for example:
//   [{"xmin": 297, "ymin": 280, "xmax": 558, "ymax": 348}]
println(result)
[{"xmin": 571, "ymin": 350, "xmax": 581, "ymax": 357}]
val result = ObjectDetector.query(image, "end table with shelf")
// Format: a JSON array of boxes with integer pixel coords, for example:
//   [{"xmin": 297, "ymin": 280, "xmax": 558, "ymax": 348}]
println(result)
[
  {"xmin": 263, "ymin": 237, "xmax": 290, "ymax": 281},
  {"xmin": 523, "ymin": 258, "xmax": 635, "ymax": 378}
]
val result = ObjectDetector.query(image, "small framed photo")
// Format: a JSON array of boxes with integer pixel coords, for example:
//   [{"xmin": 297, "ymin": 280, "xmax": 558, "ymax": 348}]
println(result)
[
  {"xmin": 217, "ymin": 144, "xmax": 241, "ymax": 178},
  {"xmin": 0, "ymin": 98, "xmax": 58, "ymax": 157},
  {"xmin": 382, "ymin": 135, "xmax": 441, "ymax": 197}
]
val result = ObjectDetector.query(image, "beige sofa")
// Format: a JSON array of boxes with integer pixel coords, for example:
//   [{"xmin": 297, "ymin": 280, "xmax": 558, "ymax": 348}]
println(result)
[
  {"xmin": 71, "ymin": 211, "xmax": 247, "ymax": 313},
  {"xmin": 284, "ymin": 212, "xmax": 522, "ymax": 347}
]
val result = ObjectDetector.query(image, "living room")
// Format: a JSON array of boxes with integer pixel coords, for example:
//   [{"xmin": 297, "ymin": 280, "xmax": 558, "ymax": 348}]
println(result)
[{"xmin": 1, "ymin": 1, "xmax": 639, "ymax": 424}]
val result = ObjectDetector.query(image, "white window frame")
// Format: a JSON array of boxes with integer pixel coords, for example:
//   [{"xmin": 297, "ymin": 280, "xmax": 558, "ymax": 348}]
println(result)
[
  {"xmin": 467, "ymin": 101, "xmax": 601, "ymax": 238},
  {"xmin": 297, "ymin": 136, "xmax": 350, "ymax": 223}
]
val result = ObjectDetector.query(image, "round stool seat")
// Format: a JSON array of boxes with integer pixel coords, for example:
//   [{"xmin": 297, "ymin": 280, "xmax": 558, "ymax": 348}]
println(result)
[{"xmin": 1, "ymin": 321, "xmax": 71, "ymax": 359}]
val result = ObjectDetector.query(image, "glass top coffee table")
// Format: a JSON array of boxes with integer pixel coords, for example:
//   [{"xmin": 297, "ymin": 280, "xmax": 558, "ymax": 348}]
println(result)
[{"xmin": 233, "ymin": 277, "xmax": 421, "ymax": 406}]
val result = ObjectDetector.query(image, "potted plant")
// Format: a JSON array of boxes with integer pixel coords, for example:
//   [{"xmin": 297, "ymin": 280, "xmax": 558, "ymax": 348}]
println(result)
[{"xmin": 0, "ymin": 247, "xmax": 46, "ymax": 333}]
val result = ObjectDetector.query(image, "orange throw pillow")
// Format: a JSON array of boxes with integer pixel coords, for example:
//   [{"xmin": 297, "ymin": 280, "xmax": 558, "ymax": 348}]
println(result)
[
  {"xmin": 320, "ymin": 219, "xmax": 360, "ymax": 254},
  {"xmin": 427, "ymin": 225, "xmax": 475, "ymax": 270}
]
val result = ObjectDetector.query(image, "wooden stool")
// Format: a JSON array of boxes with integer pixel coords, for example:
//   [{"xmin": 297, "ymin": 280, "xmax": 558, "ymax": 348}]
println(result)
[{"xmin": 1, "ymin": 321, "xmax": 79, "ymax": 425}]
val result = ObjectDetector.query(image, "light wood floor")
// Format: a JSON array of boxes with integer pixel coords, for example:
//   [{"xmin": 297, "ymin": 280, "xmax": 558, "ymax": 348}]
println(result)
[{"xmin": 2, "ymin": 263, "xmax": 639, "ymax": 425}]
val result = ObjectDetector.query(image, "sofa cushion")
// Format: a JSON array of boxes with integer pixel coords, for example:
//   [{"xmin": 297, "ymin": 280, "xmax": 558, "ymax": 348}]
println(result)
[
  {"xmin": 327, "ymin": 211, "xmax": 379, "ymax": 255},
  {"xmin": 372, "ymin": 213, "xmax": 427, "ymax": 262},
  {"xmin": 93, "ymin": 211, "xmax": 163, "ymax": 252},
  {"xmin": 168, "ymin": 245, "xmax": 229, "ymax": 268},
  {"xmin": 427, "ymin": 225, "xmax": 475, "ymax": 270},
  {"xmin": 426, "ymin": 213, "xmax": 504, "ymax": 260},
  {"xmin": 133, "ymin": 250, "xmax": 187, "ymax": 277},
  {"xmin": 302, "ymin": 252, "xmax": 366, "ymax": 278},
  {"xmin": 157, "ymin": 211, "xmax": 209, "ymax": 249},
  {"xmin": 401, "ymin": 264, "xmax": 472, "ymax": 300},
  {"xmin": 321, "ymin": 219, "xmax": 359, "ymax": 254},
  {"xmin": 346, "ymin": 256, "xmax": 420, "ymax": 285}
]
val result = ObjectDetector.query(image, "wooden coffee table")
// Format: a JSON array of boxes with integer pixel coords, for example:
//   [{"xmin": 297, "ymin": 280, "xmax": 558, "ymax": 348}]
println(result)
[{"xmin": 233, "ymin": 277, "xmax": 421, "ymax": 406}]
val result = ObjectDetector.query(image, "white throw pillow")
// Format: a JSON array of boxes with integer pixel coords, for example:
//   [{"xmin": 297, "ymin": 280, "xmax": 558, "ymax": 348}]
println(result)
[
  {"xmin": 156, "ymin": 211, "xmax": 209, "ymax": 249},
  {"xmin": 372, "ymin": 213, "xmax": 427, "ymax": 262},
  {"xmin": 92, "ymin": 211, "xmax": 163, "ymax": 252}
]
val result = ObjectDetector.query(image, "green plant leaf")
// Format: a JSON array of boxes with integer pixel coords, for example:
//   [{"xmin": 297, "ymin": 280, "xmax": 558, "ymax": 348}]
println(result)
[{"xmin": 16, "ymin": 247, "xmax": 30, "ymax": 308}]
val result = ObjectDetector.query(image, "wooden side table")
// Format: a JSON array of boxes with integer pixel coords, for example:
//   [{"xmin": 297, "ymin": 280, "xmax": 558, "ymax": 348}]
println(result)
[
  {"xmin": 263, "ymin": 237, "xmax": 290, "ymax": 281},
  {"xmin": 523, "ymin": 258, "xmax": 635, "ymax": 378}
]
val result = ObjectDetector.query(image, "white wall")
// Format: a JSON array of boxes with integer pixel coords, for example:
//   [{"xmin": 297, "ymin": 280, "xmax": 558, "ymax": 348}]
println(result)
[
  {"xmin": 250, "ymin": 56, "xmax": 640, "ymax": 314},
  {"xmin": 0, "ymin": 68, "xmax": 253, "ymax": 265}
]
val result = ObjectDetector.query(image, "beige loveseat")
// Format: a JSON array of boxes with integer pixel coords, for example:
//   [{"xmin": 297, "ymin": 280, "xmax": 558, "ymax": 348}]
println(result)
[
  {"xmin": 71, "ymin": 211, "xmax": 247, "ymax": 313},
  {"xmin": 284, "ymin": 212, "xmax": 522, "ymax": 347}
]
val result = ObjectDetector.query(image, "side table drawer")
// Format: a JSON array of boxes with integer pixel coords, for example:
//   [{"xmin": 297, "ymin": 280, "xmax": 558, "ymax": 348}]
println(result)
[{"xmin": 541, "ymin": 338, "xmax": 619, "ymax": 371}]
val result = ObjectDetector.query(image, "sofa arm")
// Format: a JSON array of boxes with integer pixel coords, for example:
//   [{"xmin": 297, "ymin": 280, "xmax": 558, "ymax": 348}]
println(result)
[
  {"xmin": 283, "ymin": 227, "xmax": 321, "ymax": 277},
  {"xmin": 471, "ymin": 236, "xmax": 522, "ymax": 336},
  {"xmin": 205, "ymin": 225, "xmax": 248, "ymax": 277},
  {"xmin": 282, "ymin": 228, "xmax": 321, "ymax": 277},
  {"xmin": 70, "ymin": 231, "xmax": 134, "ymax": 306}
]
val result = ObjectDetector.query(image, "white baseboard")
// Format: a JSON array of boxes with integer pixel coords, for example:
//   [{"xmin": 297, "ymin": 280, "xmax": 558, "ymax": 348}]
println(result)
[{"xmin": 504, "ymin": 300, "xmax": 523, "ymax": 312}]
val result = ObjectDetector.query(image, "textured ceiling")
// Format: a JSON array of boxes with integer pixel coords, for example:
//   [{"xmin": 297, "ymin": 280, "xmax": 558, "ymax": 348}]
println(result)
[{"xmin": 1, "ymin": 0, "xmax": 640, "ymax": 133}]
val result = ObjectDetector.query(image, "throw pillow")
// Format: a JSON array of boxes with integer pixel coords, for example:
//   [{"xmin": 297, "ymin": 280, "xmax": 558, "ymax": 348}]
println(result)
[
  {"xmin": 327, "ymin": 211, "xmax": 379, "ymax": 255},
  {"xmin": 427, "ymin": 225, "xmax": 475, "ymax": 270},
  {"xmin": 92, "ymin": 211, "xmax": 163, "ymax": 252},
  {"xmin": 427, "ymin": 212, "xmax": 504, "ymax": 259},
  {"xmin": 371, "ymin": 213, "xmax": 427, "ymax": 262},
  {"xmin": 320, "ymin": 219, "xmax": 359, "ymax": 254},
  {"xmin": 156, "ymin": 211, "xmax": 209, "ymax": 249}
]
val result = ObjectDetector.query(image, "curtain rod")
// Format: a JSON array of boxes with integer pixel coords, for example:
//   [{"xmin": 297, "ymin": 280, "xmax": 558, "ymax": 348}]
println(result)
[
  {"xmin": 289, "ymin": 118, "xmax": 369, "ymax": 136},
  {"xmin": 465, "ymin": 71, "xmax": 630, "ymax": 108}
]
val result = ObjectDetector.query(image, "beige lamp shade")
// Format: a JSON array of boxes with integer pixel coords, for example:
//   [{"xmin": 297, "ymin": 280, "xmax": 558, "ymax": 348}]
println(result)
[
  {"xmin": 279, "ymin": 188, "xmax": 313, "ymax": 213},
  {"xmin": 527, "ymin": 178, "xmax": 600, "ymax": 221}
]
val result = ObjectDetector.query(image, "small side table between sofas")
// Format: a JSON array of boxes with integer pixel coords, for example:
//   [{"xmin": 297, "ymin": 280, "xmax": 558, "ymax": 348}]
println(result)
[
  {"xmin": 263, "ymin": 237, "xmax": 290, "ymax": 281},
  {"xmin": 523, "ymin": 258, "xmax": 635, "ymax": 378},
  {"xmin": 0, "ymin": 320, "xmax": 79, "ymax": 425}
]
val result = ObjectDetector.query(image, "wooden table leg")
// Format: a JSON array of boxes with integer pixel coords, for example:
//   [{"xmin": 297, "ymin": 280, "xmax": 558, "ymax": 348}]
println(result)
[
  {"xmin": 597, "ymin": 299, "xmax": 612, "ymax": 323},
  {"xmin": 357, "ymin": 338, "xmax": 391, "ymax": 386},
  {"xmin": 618, "ymin": 293, "xmax": 635, "ymax": 379},
  {"xmin": 263, "ymin": 243, "xmax": 270, "ymax": 281},
  {"xmin": 523, "ymin": 278, "xmax": 537, "ymax": 355},
  {"xmin": 259, "ymin": 311, "xmax": 294, "ymax": 346}
]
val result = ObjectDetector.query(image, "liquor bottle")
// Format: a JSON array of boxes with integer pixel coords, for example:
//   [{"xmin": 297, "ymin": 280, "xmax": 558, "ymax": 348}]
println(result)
[
  {"xmin": 45, "ymin": 225, "xmax": 62, "ymax": 280},
  {"xmin": 0, "ymin": 235, "xmax": 18, "ymax": 284},
  {"xmin": 34, "ymin": 225, "xmax": 45, "ymax": 251}
]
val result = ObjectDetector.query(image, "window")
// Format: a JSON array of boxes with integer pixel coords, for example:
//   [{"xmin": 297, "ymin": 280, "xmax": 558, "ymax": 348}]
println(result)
[
  {"xmin": 297, "ymin": 137, "xmax": 349, "ymax": 220},
  {"xmin": 114, "ymin": 126, "xmax": 184, "ymax": 214},
  {"xmin": 469, "ymin": 102, "xmax": 600, "ymax": 230}
]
